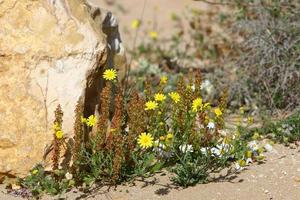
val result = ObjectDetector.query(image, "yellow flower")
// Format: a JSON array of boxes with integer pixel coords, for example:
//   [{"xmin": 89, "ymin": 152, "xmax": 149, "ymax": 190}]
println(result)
[
  {"xmin": 245, "ymin": 151, "xmax": 252, "ymax": 158},
  {"xmin": 203, "ymin": 103, "xmax": 211, "ymax": 110},
  {"xmin": 168, "ymin": 92, "xmax": 181, "ymax": 103},
  {"xmin": 103, "ymin": 69, "xmax": 117, "ymax": 81},
  {"xmin": 131, "ymin": 19, "xmax": 141, "ymax": 29},
  {"xmin": 149, "ymin": 31, "xmax": 158, "ymax": 40},
  {"xmin": 214, "ymin": 107, "xmax": 222, "ymax": 117},
  {"xmin": 238, "ymin": 159, "xmax": 246, "ymax": 167},
  {"xmin": 247, "ymin": 117, "xmax": 254, "ymax": 125},
  {"xmin": 192, "ymin": 98, "xmax": 203, "ymax": 112},
  {"xmin": 52, "ymin": 122, "xmax": 60, "ymax": 132},
  {"xmin": 145, "ymin": 101, "xmax": 158, "ymax": 110},
  {"xmin": 160, "ymin": 76, "xmax": 168, "ymax": 84},
  {"xmin": 159, "ymin": 136, "xmax": 165, "ymax": 141},
  {"xmin": 137, "ymin": 132, "xmax": 154, "ymax": 149},
  {"xmin": 240, "ymin": 106, "xmax": 245, "ymax": 114},
  {"xmin": 56, "ymin": 130, "xmax": 64, "ymax": 139},
  {"xmin": 81, "ymin": 116, "xmax": 87, "ymax": 123},
  {"xmin": 154, "ymin": 93, "xmax": 166, "ymax": 102},
  {"xmin": 32, "ymin": 169, "xmax": 39, "ymax": 175},
  {"xmin": 86, "ymin": 115, "xmax": 97, "ymax": 127},
  {"xmin": 166, "ymin": 133, "xmax": 174, "ymax": 142}
]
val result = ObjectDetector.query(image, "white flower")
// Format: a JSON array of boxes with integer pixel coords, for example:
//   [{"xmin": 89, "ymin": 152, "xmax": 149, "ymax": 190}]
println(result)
[
  {"xmin": 179, "ymin": 144, "xmax": 193, "ymax": 153},
  {"xmin": 207, "ymin": 122, "xmax": 215, "ymax": 129},
  {"xmin": 211, "ymin": 147, "xmax": 221, "ymax": 156},
  {"xmin": 248, "ymin": 141, "xmax": 258, "ymax": 151},
  {"xmin": 65, "ymin": 172, "xmax": 73, "ymax": 180},
  {"xmin": 200, "ymin": 147, "xmax": 208, "ymax": 155},
  {"xmin": 246, "ymin": 158, "xmax": 253, "ymax": 164},
  {"xmin": 191, "ymin": 84, "xmax": 196, "ymax": 91},
  {"xmin": 264, "ymin": 143, "xmax": 273, "ymax": 152},
  {"xmin": 201, "ymin": 80, "xmax": 214, "ymax": 94},
  {"xmin": 235, "ymin": 162, "xmax": 244, "ymax": 171}
]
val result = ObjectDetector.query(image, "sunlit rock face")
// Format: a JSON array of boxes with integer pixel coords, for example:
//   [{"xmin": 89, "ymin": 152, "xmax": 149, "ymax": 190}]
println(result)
[{"xmin": 0, "ymin": 0, "xmax": 125, "ymax": 177}]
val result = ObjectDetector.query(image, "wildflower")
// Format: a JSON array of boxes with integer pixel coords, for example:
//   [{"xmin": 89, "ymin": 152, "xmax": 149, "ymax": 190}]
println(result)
[
  {"xmin": 131, "ymin": 19, "xmax": 141, "ymax": 29},
  {"xmin": 145, "ymin": 101, "xmax": 158, "ymax": 110},
  {"xmin": 149, "ymin": 31, "xmax": 158, "ymax": 39},
  {"xmin": 248, "ymin": 141, "xmax": 258, "ymax": 151},
  {"xmin": 214, "ymin": 107, "xmax": 222, "ymax": 117},
  {"xmin": 137, "ymin": 132, "xmax": 154, "ymax": 149},
  {"xmin": 52, "ymin": 122, "xmax": 60, "ymax": 131},
  {"xmin": 245, "ymin": 151, "xmax": 252, "ymax": 158},
  {"xmin": 192, "ymin": 98, "xmax": 203, "ymax": 112},
  {"xmin": 179, "ymin": 144, "xmax": 193, "ymax": 153},
  {"xmin": 32, "ymin": 169, "xmax": 38, "ymax": 175},
  {"xmin": 159, "ymin": 136, "xmax": 165, "ymax": 141},
  {"xmin": 86, "ymin": 115, "xmax": 97, "ymax": 127},
  {"xmin": 168, "ymin": 92, "xmax": 181, "ymax": 103},
  {"xmin": 56, "ymin": 130, "xmax": 64, "ymax": 139},
  {"xmin": 239, "ymin": 106, "xmax": 245, "ymax": 114},
  {"xmin": 246, "ymin": 158, "xmax": 253, "ymax": 164},
  {"xmin": 207, "ymin": 122, "xmax": 215, "ymax": 129},
  {"xmin": 160, "ymin": 76, "xmax": 168, "ymax": 84},
  {"xmin": 166, "ymin": 133, "xmax": 174, "ymax": 140},
  {"xmin": 166, "ymin": 133, "xmax": 174, "ymax": 144},
  {"xmin": 203, "ymin": 103, "xmax": 211, "ymax": 110},
  {"xmin": 247, "ymin": 116, "xmax": 254, "ymax": 124},
  {"xmin": 252, "ymin": 132, "xmax": 260, "ymax": 140},
  {"xmin": 103, "ymin": 69, "xmax": 117, "ymax": 81},
  {"xmin": 65, "ymin": 172, "xmax": 73, "ymax": 180},
  {"xmin": 235, "ymin": 159, "xmax": 246, "ymax": 171},
  {"xmin": 211, "ymin": 147, "xmax": 221, "ymax": 156},
  {"xmin": 154, "ymin": 93, "xmax": 166, "ymax": 102},
  {"xmin": 81, "ymin": 116, "xmax": 87, "ymax": 123}
]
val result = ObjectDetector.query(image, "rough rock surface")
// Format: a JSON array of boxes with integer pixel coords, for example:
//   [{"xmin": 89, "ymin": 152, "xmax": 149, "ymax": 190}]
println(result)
[{"xmin": 0, "ymin": 0, "xmax": 125, "ymax": 178}]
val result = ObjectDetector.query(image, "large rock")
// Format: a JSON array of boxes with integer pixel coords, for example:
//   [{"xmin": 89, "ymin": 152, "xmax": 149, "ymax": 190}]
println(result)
[{"xmin": 0, "ymin": 0, "xmax": 125, "ymax": 178}]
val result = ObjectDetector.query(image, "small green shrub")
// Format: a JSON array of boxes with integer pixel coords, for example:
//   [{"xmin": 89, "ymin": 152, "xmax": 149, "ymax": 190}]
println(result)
[{"xmin": 261, "ymin": 110, "xmax": 300, "ymax": 143}]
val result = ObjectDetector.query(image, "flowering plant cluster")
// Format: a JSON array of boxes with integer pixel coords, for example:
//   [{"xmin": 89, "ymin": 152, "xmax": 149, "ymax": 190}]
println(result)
[{"xmin": 17, "ymin": 69, "xmax": 270, "ymax": 197}]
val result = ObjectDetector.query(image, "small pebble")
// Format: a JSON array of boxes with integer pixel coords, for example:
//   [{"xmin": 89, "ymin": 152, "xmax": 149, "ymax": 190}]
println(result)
[{"xmin": 264, "ymin": 190, "xmax": 269, "ymax": 194}]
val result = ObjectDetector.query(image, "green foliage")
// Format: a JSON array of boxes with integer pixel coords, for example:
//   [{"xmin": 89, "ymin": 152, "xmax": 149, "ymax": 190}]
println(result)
[
  {"xmin": 171, "ymin": 153, "xmax": 209, "ymax": 187},
  {"xmin": 20, "ymin": 164, "xmax": 73, "ymax": 197},
  {"xmin": 261, "ymin": 111, "xmax": 300, "ymax": 143}
]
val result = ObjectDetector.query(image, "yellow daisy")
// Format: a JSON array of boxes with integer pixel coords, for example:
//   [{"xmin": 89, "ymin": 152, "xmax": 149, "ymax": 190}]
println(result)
[
  {"xmin": 56, "ymin": 130, "xmax": 64, "ymax": 139},
  {"xmin": 137, "ymin": 132, "xmax": 154, "ymax": 149},
  {"xmin": 145, "ymin": 101, "xmax": 158, "ymax": 111},
  {"xmin": 52, "ymin": 122, "xmax": 61, "ymax": 132},
  {"xmin": 32, "ymin": 169, "xmax": 39, "ymax": 175},
  {"xmin": 192, "ymin": 98, "xmax": 203, "ymax": 112},
  {"xmin": 154, "ymin": 93, "xmax": 166, "ymax": 102},
  {"xmin": 168, "ymin": 92, "xmax": 181, "ymax": 103},
  {"xmin": 131, "ymin": 19, "xmax": 141, "ymax": 29},
  {"xmin": 214, "ymin": 107, "xmax": 222, "ymax": 117},
  {"xmin": 103, "ymin": 69, "xmax": 117, "ymax": 81},
  {"xmin": 86, "ymin": 115, "xmax": 97, "ymax": 127},
  {"xmin": 160, "ymin": 76, "xmax": 168, "ymax": 84},
  {"xmin": 149, "ymin": 31, "xmax": 158, "ymax": 40}
]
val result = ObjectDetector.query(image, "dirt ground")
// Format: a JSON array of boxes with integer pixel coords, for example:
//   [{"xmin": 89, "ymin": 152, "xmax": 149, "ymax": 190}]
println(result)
[
  {"xmin": 1, "ymin": 144, "xmax": 300, "ymax": 200},
  {"xmin": 88, "ymin": 0, "xmax": 213, "ymax": 48}
]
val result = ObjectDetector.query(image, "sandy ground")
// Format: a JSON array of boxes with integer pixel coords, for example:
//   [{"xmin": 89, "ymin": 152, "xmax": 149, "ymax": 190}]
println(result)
[
  {"xmin": 1, "ymin": 144, "xmax": 300, "ymax": 200},
  {"xmin": 88, "ymin": 0, "xmax": 213, "ymax": 48}
]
